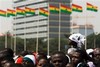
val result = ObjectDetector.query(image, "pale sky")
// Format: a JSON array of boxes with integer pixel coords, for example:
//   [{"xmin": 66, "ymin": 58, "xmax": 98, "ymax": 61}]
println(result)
[
  {"xmin": 0, "ymin": 0, "xmax": 100, "ymax": 33},
  {"xmin": 72, "ymin": 0, "xmax": 100, "ymax": 33},
  {"xmin": 0, "ymin": 0, "xmax": 13, "ymax": 34}
]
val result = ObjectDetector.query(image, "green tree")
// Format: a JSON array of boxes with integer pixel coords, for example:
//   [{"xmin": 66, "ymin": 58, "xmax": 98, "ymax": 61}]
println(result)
[{"xmin": 87, "ymin": 33, "xmax": 100, "ymax": 48}]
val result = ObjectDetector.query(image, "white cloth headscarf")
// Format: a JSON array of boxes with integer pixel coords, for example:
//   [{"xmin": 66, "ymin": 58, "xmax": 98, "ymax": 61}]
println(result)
[{"xmin": 69, "ymin": 33, "xmax": 86, "ymax": 48}]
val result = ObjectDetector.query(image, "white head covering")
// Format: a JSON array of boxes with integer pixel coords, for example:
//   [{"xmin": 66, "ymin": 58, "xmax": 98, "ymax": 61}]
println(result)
[
  {"xmin": 69, "ymin": 33, "xmax": 86, "ymax": 48},
  {"xmin": 86, "ymin": 49, "xmax": 94, "ymax": 58},
  {"xmin": 24, "ymin": 55, "xmax": 36, "ymax": 65}
]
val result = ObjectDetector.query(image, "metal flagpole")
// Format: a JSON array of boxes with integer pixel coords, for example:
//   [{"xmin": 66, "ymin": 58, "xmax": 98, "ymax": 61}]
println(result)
[
  {"xmin": 24, "ymin": 7, "xmax": 26, "ymax": 51},
  {"xmin": 14, "ymin": 17, "xmax": 16, "ymax": 53},
  {"xmin": 11, "ymin": 32, "xmax": 13, "ymax": 49},
  {"xmin": 47, "ymin": 3, "xmax": 50, "ymax": 55},
  {"xmin": 5, "ymin": 32, "xmax": 7, "ymax": 48},
  {"xmin": 85, "ymin": 3, "xmax": 87, "ymax": 49},
  {"xmin": 5, "ymin": 11, "xmax": 8, "ymax": 48},
  {"xmin": 11, "ymin": 0, "xmax": 15, "ymax": 51},
  {"xmin": 12, "ymin": 0, "xmax": 16, "ymax": 52},
  {"xmin": 10, "ymin": 20, "xmax": 13, "ymax": 49},
  {"xmin": 36, "ymin": 8, "xmax": 39, "ymax": 53},
  {"xmin": 58, "ymin": 3, "xmax": 61, "ymax": 51}
]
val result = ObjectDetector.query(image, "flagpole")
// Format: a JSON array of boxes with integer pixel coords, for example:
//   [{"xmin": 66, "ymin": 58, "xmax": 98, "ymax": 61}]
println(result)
[
  {"xmin": 14, "ymin": 17, "xmax": 16, "ymax": 53},
  {"xmin": 14, "ymin": 6, "xmax": 17, "ymax": 53},
  {"xmin": 58, "ymin": 3, "xmax": 61, "ymax": 51},
  {"xmin": 12, "ymin": 0, "xmax": 16, "ymax": 53},
  {"xmin": 11, "ymin": 31, "xmax": 13, "ymax": 49},
  {"xmin": 24, "ymin": 7, "xmax": 26, "ymax": 51},
  {"xmin": 36, "ymin": 8, "xmax": 39, "ymax": 53},
  {"xmin": 85, "ymin": 3, "xmax": 87, "ymax": 49},
  {"xmin": 47, "ymin": 3, "xmax": 50, "ymax": 55},
  {"xmin": 4, "ymin": 10, "xmax": 6, "ymax": 48},
  {"xmin": 5, "ymin": 32, "xmax": 7, "ymax": 48}
]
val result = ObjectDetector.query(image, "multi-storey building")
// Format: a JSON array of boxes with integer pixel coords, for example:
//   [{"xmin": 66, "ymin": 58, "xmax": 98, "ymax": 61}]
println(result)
[
  {"xmin": 13, "ymin": 0, "xmax": 71, "ymax": 39},
  {"xmin": 71, "ymin": 23, "xmax": 94, "ymax": 36}
]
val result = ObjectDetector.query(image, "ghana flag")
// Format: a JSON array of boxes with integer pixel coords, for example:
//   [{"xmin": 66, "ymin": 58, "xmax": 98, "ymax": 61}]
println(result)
[
  {"xmin": 7, "ymin": 9, "xmax": 16, "ymax": 17},
  {"xmin": 0, "ymin": 10, "xmax": 6, "ymax": 17},
  {"xmin": 25, "ymin": 7, "xmax": 35, "ymax": 15},
  {"xmin": 60, "ymin": 4, "xmax": 72, "ymax": 14},
  {"xmin": 39, "ymin": 8, "xmax": 49, "ymax": 17},
  {"xmin": 93, "ymin": 6, "xmax": 98, "ymax": 12},
  {"xmin": 72, "ymin": 4, "xmax": 82, "ymax": 12},
  {"xmin": 87, "ymin": 3, "xmax": 98, "ymax": 12},
  {"xmin": 49, "ymin": 5, "xmax": 59, "ymax": 13},
  {"xmin": 16, "ymin": 8, "xmax": 25, "ymax": 15}
]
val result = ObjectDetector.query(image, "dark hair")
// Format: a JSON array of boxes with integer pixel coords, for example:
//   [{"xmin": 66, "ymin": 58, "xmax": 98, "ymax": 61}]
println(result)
[
  {"xmin": 75, "ymin": 48, "xmax": 92, "ymax": 62},
  {"xmin": 23, "ymin": 64, "xmax": 35, "ymax": 67},
  {"xmin": 43, "ymin": 63, "xmax": 54, "ymax": 67},
  {"xmin": 0, "ymin": 48, "xmax": 14, "ymax": 60},
  {"xmin": 20, "ymin": 51, "xmax": 29, "ymax": 56},
  {"xmin": 37, "ymin": 51, "xmax": 47, "ymax": 61},
  {"xmin": 51, "ymin": 51, "xmax": 65, "ymax": 56},
  {"xmin": 11, "ymin": 64, "xmax": 24, "ymax": 67},
  {"xmin": 51, "ymin": 51, "xmax": 69, "ymax": 65},
  {"xmin": 69, "ymin": 41, "xmax": 77, "ymax": 48}
]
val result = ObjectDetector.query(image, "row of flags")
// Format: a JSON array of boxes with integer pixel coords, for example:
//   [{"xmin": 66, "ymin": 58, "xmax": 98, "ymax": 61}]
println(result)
[{"xmin": 0, "ymin": 3, "xmax": 98, "ymax": 17}]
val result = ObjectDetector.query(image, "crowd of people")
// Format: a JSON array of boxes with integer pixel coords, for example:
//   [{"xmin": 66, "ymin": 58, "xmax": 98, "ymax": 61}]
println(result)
[{"xmin": 0, "ymin": 33, "xmax": 100, "ymax": 67}]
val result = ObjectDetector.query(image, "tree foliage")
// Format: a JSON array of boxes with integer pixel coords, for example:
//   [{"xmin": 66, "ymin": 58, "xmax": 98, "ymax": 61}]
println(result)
[{"xmin": 0, "ymin": 32, "xmax": 100, "ymax": 54}]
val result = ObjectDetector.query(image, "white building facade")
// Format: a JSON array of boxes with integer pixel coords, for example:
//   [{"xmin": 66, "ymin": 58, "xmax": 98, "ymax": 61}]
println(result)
[{"xmin": 13, "ymin": 0, "xmax": 71, "ymax": 39}]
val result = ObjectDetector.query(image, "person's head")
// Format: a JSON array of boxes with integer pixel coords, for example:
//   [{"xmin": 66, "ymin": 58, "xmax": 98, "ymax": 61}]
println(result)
[
  {"xmin": 11, "ymin": 64, "xmax": 24, "ymax": 67},
  {"xmin": 93, "ymin": 48, "xmax": 100, "ymax": 61},
  {"xmin": 23, "ymin": 55, "xmax": 36, "ymax": 65},
  {"xmin": 0, "ymin": 57, "xmax": 14, "ymax": 66},
  {"xmin": 0, "ymin": 57, "xmax": 14, "ymax": 67},
  {"xmin": 69, "ymin": 33, "xmax": 85, "ymax": 48},
  {"xmin": 37, "ymin": 51, "xmax": 47, "ymax": 61},
  {"xmin": 50, "ymin": 51, "xmax": 68, "ymax": 67},
  {"xmin": 71, "ymin": 51, "xmax": 81, "ymax": 66},
  {"xmin": 20, "ymin": 51, "xmax": 29, "ymax": 57},
  {"xmin": 67, "ymin": 48, "xmax": 77, "ymax": 57},
  {"xmin": 2, "ymin": 62, "xmax": 13, "ymax": 67},
  {"xmin": 0, "ymin": 48, "xmax": 14, "ymax": 59},
  {"xmin": 23, "ymin": 63, "xmax": 35, "ymax": 67},
  {"xmin": 37, "ymin": 58, "xmax": 48, "ymax": 67},
  {"xmin": 71, "ymin": 49, "xmax": 89, "ymax": 66}
]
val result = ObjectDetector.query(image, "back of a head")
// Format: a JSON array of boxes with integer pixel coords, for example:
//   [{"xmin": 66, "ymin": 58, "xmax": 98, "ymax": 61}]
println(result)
[
  {"xmin": 23, "ymin": 55, "xmax": 36, "ymax": 65},
  {"xmin": 37, "ymin": 51, "xmax": 47, "ymax": 62},
  {"xmin": 23, "ymin": 64, "xmax": 35, "ymax": 67},
  {"xmin": 20, "ymin": 51, "xmax": 29, "ymax": 56},
  {"xmin": 0, "ymin": 48, "xmax": 14, "ymax": 60},
  {"xmin": 69, "ymin": 33, "xmax": 85, "ymax": 48},
  {"xmin": 10, "ymin": 64, "xmax": 24, "ymax": 67}
]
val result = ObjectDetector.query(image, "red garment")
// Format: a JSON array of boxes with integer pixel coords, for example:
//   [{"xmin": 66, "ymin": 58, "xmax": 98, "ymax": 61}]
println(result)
[{"xmin": 15, "ymin": 57, "xmax": 23, "ymax": 64}]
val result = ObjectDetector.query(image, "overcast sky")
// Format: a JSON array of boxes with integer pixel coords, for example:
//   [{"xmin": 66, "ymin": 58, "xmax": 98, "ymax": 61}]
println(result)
[
  {"xmin": 72, "ymin": 0, "xmax": 100, "ymax": 34},
  {"xmin": 0, "ymin": 0, "xmax": 13, "ymax": 34},
  {"xmin": 0, "ymin": 0, "xmax": 100, "ymax": 34}
]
